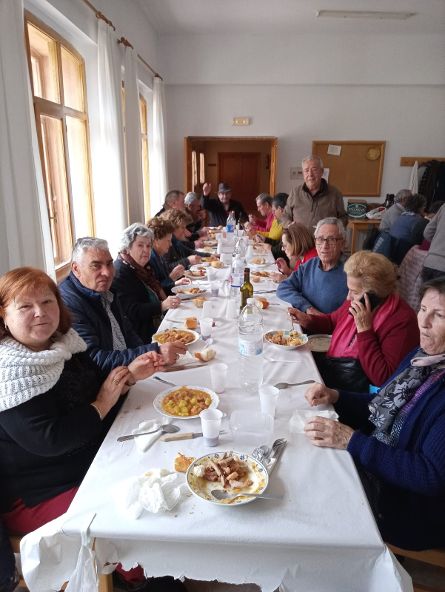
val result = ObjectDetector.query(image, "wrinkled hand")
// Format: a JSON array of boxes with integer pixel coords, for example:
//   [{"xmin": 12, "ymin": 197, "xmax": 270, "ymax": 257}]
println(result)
[
  {"xmin": 306, "ymin": 306, "xmax": 322, "ymax": 316},
  {"xmin": 304, "ymin": 417, "xmax": 354, "ymax": 449},
  {"xmin": 175, "ymin": 277, "xmax": 190, "ymax": 286},
  {"xmin": 269, "ymin": 271, "xmax": 285, "ymax": 283},
  {"xmin": 275, "ymin": 257, "xmax": 292, "ymax": 276},
  {"xmin": 170, "ymin": 264, "xmax": 185, "ymax": 281},
  {"xmin": 160, "ymin": 341, "xmax": 187, "ymax": 365},
  {"xmin": 305, "ymin": 382, "xmax": 339, "ymax": 407},
  {"xmin": 129, "ymin": 351, "xmax": 165, "ymax": 382},
  {"xmin": 288, "ymin": 307, "xmax": 311, "ymax": 328},
  {"xmin": 203, "ymin": 182, "xmax": 211, "ymax": 196},
  {"xmin": 349, "ymin": 295, "xmax": 373, "ymax": 332},
  {"xmin": 162, "ymin": 295, "xmax": 180, "ymax": 311},
  {"xmin": 188, "ymin": 255, "xmax": 201, "ymax": 265},
  {"xmin": 94, "ymin": 366, "xmax": 132, "ymax": 417}
]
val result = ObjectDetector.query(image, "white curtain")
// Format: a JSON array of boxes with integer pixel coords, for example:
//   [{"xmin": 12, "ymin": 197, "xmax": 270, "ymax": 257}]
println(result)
[
  {"xmin": 0, "ymin": 0, "xmax": 53, "ymax": 276},
  {"xmin": 409, "ymin": 160, "xmax": 419, "ymax": 193},
  {"xmin": 92, "ymin": 20, "xmax": 127, "ymax": 256},
  {"xmin": 123, "ymin": 47, "xmax": 145, "ymax": 224},
  {"xmin": 149, "ymin": 76, "xmax": 168, "ymax": 216}
]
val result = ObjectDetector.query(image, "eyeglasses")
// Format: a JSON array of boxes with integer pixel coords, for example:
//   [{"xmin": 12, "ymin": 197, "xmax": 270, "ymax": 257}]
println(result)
[{"xmin": 315, "ymin": 237, "xmax": 343, "ymax": 245}]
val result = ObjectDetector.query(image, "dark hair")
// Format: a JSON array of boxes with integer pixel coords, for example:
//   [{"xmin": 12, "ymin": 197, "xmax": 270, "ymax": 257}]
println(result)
[
  {"xmin": 404, "ymin": 193, "xmax": 426, "ymax": 214},
  {"xmin": 427, "ymin": 200, "xmax": 445, "ymax": 216},
  {"xmin": 272, "ymin": 194, "xmax": 287, "ymax": 209},
  {"xmin": 0, "ymin": 267, "xmax": 71, "ymax": 340},
  {"xmin": 420, "ymin": 277, "xmax": 445, "ymax": 300}
]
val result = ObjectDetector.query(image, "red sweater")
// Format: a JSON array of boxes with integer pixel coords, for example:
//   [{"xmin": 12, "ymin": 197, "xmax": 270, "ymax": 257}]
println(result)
[
  {"xmin": 305, "ymin": 295, "xmax": 419, "ymax": 386},
  {"xmin": 293, "ymin": 247, "xmax": 318, "ymax": 272}
]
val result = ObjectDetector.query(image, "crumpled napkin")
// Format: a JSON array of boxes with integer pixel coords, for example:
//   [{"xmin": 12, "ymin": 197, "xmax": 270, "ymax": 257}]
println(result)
[
  {"xmin": 289, "ymin": 408, "xmax": 339, "ymax": 434},
  {"xmin": 114, "ymin": 469, "xmax": 188, "ymax": 519},
  {"xmin": 131, "ymin": 420, "xmax": 163, "ymax": 452}
]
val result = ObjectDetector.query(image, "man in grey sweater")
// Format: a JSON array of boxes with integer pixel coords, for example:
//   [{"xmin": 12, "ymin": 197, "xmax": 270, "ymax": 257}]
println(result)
[
  {"xmin": 422, "ymin": 203, "xmax": 445, "ymax": 281},
  {"xmin": 379, "ymin": 188, "xmax": 411, "ymax": 232}
]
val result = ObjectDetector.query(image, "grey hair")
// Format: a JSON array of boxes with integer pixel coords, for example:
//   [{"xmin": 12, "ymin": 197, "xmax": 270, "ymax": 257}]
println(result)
[
  {"xmin": 164, "ymin": 190, "xmax": 182, "ymax": 207},
  {"xmin": 72, "ymin": 237, "xmax": 109, "ymax": 262},
  {"xmin": 255, "ymin": 193, "xmax": 273, "ymax": 206},
  {"xmin": 184, "ymin": 192, "xmax": 199, "ymax": 206},
  {"xmin": 314, "ymin": 217, "xmax": 346, "ymax": 239},
  {"xmin": 394, "ymin": 189, "xmax": 412, "ymax": 204},
  {"xmin": 302, "ymin": 154, "xmax": 324, "ymax": 169},
  {"xmin": 119, "ymin": 223, "xmax": 154, "ymax": 253}
]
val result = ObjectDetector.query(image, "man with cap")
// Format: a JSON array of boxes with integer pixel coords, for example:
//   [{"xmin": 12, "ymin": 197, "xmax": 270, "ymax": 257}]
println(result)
[{"xmin": 201, "ymin": 182, "xmax": 247, "ymax": 227}]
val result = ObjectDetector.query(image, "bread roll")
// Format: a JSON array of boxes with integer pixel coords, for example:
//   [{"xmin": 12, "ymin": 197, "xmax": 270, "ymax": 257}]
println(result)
[
  {"xmin": 194, "ymin": 348, "xmax": 216, "ymax": 362},
  {"xmin": 184, "ymin": 316, "xmax": 198, "ymax": 329},
  {"xmin": 174, "ymin": 453, "xmax": 195, "ymax": 473}
]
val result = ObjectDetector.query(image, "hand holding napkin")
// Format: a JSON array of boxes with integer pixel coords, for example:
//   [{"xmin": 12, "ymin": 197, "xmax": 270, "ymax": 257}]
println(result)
[
  {"xmin": 114, "ymin": 468, "xmax": 189, "ymax": 519},
  {"xmin": 289, "ymin": 409, "xmax": 339, "ymax": 434}
]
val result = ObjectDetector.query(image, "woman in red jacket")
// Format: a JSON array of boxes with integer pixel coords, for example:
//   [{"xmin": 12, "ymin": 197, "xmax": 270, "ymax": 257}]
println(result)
[
  {"xmin": 275, "ymin": 223, "xmax": 318, "ymax": 276},
  {"xmin": 290, "ymin": 251, "xmax": 419, "ymax": 391}
]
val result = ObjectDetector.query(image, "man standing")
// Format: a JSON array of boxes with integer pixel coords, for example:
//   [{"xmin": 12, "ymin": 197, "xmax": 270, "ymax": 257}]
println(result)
[
  {"xmin": 201, "ymin": 182, "xmax": 247, "ymax": 226},
  {"xmin": 60, "ymin": 237, "xmax": 185, "ymax": 372},
  {"xmin": 277, "ymin": 217, "xmax": 348, "ymax": 314},
  {"xmin": 282, "ymin": 155, "xmax": 346, "ymax": 232}
]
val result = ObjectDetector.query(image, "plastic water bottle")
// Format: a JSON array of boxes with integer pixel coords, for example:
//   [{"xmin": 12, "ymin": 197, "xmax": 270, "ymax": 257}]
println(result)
[
  {"xmin": 226, "ymin": 210, "xmax": 236, "ymax": 233},
  {"xmin": 238, "ymin": 298, "xmax": 264, "ymax": 391}
]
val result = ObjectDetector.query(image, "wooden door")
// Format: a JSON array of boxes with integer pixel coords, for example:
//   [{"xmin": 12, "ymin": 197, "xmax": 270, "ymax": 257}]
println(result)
[{"xmin": 218, "ymin": 152, "xmax": 260, "ymax": 213}]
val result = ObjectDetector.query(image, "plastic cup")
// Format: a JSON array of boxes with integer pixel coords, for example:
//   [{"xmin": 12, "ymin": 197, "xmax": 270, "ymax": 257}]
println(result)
[
  {"xmin": 259, "ymin": 385, "xmax": 279, "ymax": 418},
  {"xmin": 226, "ymin": 297, "xmax": 239, "ymax": 320},
  {"xmin": 207, "ymin": 267, "xmax": 217, "ymax": 282},
  {"xmin": 199, "ymin": 317, "xmax": 213, "ymax": 339},
  {"xmin": 202, "ymin": 300, "xmax": 214, "ymax": 318},
  {"xmin": 221, "ymin": 253, "xmax": 232, "ymax": 266},
  {"xmin": 199, "ymin": 408, "xmax": 223, "ymax": 447},
  {"xmin": 210, "ymin": 281, "xmax": 220, "ymax": 297},
  {"xmin": 210, "ymin": 363, "xmax": 228, "ymax": 393}
]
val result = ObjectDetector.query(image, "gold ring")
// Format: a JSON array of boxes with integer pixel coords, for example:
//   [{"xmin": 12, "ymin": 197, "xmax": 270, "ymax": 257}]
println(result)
[{"xmin": 113, "ymin": 378, "xmax": 119, "ymax": 385}]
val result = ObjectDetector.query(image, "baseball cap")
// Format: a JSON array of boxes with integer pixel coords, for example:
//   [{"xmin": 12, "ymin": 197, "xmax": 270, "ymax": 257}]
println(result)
[{"xmin": 218, "ymin": 182, "xmax": 231, "ymax": 193}]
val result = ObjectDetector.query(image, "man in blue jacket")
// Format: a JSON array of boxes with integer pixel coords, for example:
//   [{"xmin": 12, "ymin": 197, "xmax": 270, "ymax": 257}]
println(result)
[
  {"xmin": 60, "ymin": 237, "xmax": 185, "ymax": 373},
  {"xmin": 277, "ymin": 217, "xmax": 348, "ymax": 314}
]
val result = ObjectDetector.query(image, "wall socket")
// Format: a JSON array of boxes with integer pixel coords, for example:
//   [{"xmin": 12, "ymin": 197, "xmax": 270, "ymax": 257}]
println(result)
[{"xmin": 290, "ymin": 166, "xmax": 302, "ymax": 180}]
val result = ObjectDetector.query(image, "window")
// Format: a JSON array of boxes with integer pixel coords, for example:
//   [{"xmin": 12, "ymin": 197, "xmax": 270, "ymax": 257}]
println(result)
[
  {"xmin": 191, "ymin": 150, "xmax": 198, "ymax": 189},
  {"xmin": 25, "ymin": 14, "xmax": 94, "ymax": 274},
  {"xmin": 139, "ymin": 95, "xmax": 150, "ymax": 220}
]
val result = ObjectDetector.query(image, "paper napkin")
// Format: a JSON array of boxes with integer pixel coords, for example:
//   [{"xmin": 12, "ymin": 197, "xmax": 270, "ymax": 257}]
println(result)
[
  {"xmin": 289, "ymin": 409, "xmax": 339, "ymax": 434},
  {"xmin": 132, "ymin": 420, "xmax": 162, "ymax": 453}
]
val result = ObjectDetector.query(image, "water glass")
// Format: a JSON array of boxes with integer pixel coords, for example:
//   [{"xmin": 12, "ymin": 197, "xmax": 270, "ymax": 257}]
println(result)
[
  {"xmin": 210, "ymin": 363, "xmax": 228, "ymax": 393},
  {"xmin": 210, "ymin": 280, "xmax": 220, "ymax": 297},
  {"xmin": 207, "ymin": 267, "xmax": 217, "ymax": 282},
  {"xmin": 200, "ymin": 408, "xmax": 223, "ymax": 447},
  {"xmin": 226, "ymin": 298, "xmax": 239, "ymax": 320},
  {"xmin": 202, "ymin": 300, "xmax": 214, "ymax": 318},
  {"xmin": 259, "ymin": 385, "xmax": 279, "ymax": 418},
  {"xmin": 221, "ymin": 253, "xmax": 232, "ymax": 266},
  {"xmin": 199, "ymin": 316, "xmax": 213, "ymax": 339}
]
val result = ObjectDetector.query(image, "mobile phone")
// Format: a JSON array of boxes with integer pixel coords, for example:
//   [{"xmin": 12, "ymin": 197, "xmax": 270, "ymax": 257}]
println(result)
[{"xmin": 359, "ymin": 292, "xmax": 382, "ymax": 311}]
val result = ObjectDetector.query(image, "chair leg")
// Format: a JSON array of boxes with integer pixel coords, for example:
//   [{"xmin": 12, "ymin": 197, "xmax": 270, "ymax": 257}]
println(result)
[{"xmin": 98, "ymin": 572, "xmax": 114, "ymax": 592}]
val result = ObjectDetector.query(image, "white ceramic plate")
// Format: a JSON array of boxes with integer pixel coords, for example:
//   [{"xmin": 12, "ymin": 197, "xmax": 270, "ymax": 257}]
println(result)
[
  {"xmin": 186, "ymin": 451, "xmax": 269, "ymax": 506},
  {"xmin": 171, "ymin": 284, "xmax": 207, "ymax": 300},
  {"xmin": 153, "ymin": 385, "xmax": 219, "ymax": 420},
  {"xmin": 248, "ymin": 260, "xmax": 268, "ymax": 270},
  {"xmin": 264, "ymin": 330, "xmax": 308, "ymax": 350},
  {"xmin": 152, "ymin": 329, "xmax": 199, "ymax": 347},
  {"xmin": 307, "ymin": 334, "xmax": 332, "ymax": 352},
  {"xmin": 187, "ymin": 265, "xmax": 208, "ymax": 279}
]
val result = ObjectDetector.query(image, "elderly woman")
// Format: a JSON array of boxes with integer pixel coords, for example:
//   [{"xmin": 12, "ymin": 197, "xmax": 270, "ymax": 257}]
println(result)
[
  {"xmin": 290, "ymin": 251, "xmax": 419, "ymax": 391},
  {"xmin": 0, "ymin": 268, "xmax": 167, "ymax": 589},
  {"xmin": 160, "ymin": 209, "xmax": 206, "ymax": 270},
  {"xmin": 304, "ymin": 277, "xmax": 445, "ymax": 550},
  {"xmin": 113, "ymin": 223, "xmax": 181, "ymax": 343},
  {"xmin": 275, "ymin": 222, "xmax": 317, "ymax": 277}
]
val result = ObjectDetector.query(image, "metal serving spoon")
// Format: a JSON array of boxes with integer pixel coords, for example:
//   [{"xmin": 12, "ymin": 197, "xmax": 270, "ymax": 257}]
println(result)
[
  {"xmin": 211, "ymin": 489, "xmax": 283, "ymax": 502},
  {"xmin": 274, "ymin": 379, "xmax": 316, "ymax": 390},
  {"xmin": 117, "ymin": 424, "xmax": 179, "ymax": 442}
]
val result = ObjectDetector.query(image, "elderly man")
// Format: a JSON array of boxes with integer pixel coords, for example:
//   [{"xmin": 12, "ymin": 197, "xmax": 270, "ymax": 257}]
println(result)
[
  {"xmin": 201, "ymin": 181, "xmax": 247, "ymax": 227},
  {"xmin": 184, "ymin": 191, "xmax": 208, "ymax": 243},
  {"xmin": 247, "ymin": 194, "xmax": 274, "ymax": 233},
  {"xmin": 60, "ymin": 237, "xmax": 185, "ymax": 372},
  {"xmin": 276, "ymin": 217, "xmax": 348, "ymax": 314},
  {"xmin": 155, "ymin": 189, "xmax": 185, "ymax": 217},
  {"xmin": 379, "ymin": 188, "xmax": 412, "ymax": 232},
  {"xmin": 282, "ymin": 155, "xmax": 346, "ymax": 232}
]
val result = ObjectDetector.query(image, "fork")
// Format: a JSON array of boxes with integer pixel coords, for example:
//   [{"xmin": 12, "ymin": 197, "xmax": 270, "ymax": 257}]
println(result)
[{"xmin": 152, "ymin": 376, "xmax": 177, "ymax": 387}]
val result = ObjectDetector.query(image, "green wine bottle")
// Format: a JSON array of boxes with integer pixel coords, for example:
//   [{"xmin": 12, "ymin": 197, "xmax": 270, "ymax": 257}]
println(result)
[{"xmin": 240, "ymin": 267, "xmax": 254, "ymax": 310}]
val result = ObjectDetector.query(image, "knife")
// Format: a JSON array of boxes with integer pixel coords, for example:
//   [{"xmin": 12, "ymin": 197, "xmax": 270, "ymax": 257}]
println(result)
[
  {"xmin": 160, "ymin": 430, "xmax": 227, "ymax": 442},
  {"xmin": 162, "ymin": 363, "xmax": 204, "ymax": 372}
]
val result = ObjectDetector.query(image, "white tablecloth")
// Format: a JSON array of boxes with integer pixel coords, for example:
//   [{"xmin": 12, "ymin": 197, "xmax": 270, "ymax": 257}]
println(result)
[{"xmin": 20, "ymin": 274, "xmax": 412, "ymax": 592}]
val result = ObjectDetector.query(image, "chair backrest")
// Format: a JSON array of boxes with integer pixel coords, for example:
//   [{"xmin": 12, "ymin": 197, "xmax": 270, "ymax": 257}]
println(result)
[{"xmin": 388, "ymin": 543, "xmax": 445, "ymax": 592}]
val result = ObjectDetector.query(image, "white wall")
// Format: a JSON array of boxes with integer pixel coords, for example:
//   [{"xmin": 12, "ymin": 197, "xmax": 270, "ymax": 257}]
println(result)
[{"xmin": 160, "ymin": 33, "xmax": 445, "ymax": 200}]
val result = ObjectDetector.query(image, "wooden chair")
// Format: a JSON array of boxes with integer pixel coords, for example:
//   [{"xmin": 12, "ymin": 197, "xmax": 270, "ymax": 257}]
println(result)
[
  {"xmin": 9, "ymin": 535, "xmax": 114, "ymax": 591},
  {"xmin": 388, "ymin": 543, "xmax": 445, "ymax": 592}
]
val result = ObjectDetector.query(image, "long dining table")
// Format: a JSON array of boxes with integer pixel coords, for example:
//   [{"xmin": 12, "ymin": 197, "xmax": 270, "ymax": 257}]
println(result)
[{"xmin": 20, "ymin": 260, "xmax": 412, "ymax": 592}]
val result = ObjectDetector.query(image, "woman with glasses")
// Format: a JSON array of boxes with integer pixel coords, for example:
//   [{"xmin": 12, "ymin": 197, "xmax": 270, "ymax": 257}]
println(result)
[{"xmin": 290, "ymin": 250, "xmax": 419, "ymax": 391}]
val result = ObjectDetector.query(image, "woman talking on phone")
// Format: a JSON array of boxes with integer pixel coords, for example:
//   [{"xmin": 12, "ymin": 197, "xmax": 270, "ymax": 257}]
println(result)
[{"xmin": 289, "ymin": 251, "xmax": 419, "ymax": 391}]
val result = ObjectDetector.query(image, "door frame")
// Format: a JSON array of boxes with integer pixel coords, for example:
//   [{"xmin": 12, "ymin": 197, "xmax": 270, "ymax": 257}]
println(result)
[{"xmin": 184, "ymin": 136, "xmax": 278, "ymax": 195}]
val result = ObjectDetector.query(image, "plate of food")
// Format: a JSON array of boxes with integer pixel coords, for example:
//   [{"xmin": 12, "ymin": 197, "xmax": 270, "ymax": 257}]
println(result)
[
  {"xmin": 307, "ymin": 334, "xmax": 332, "ymax": 353},
  {"xmin": 250, "ymin": 270, "xmax": 271, "ymax": 283},
  {"xmin": 152, "ymin": 328, "xmax": 199, "ymax": 346},
  {"xmin": 186, "ymin": 266, "xmax": 208, "ymax": 279},
  {"xmin": 202, "ymin": 239, "xmax": 217, "ymax": 247},
  {"xmin": 264, "ymin": 330, "xmax": 308, "ymax": 350},
  {"xmin": 201, "ymin": 255, "xmax": 219, "ymax": 263},
  {"xmin": 153, "ymin": 385, "xmax": 219, "ymax": 419},
  {"xmin": 171, "ymin": 284, "xmax": 207, "ymax": 300},
  {"xmin": 186, "ymin": 451, "xmax": 268, "ymax": 506},
  {"xmin": 248, "ymin": 256, "xmax": 268, "ymax": 269}
]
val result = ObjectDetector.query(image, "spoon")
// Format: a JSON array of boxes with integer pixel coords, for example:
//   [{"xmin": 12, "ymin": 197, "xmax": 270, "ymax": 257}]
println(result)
[
  {"xmin": 252, "ymin": 444, "xmax": 271, "ymax": 462},
  {"xmin": 274, "ymin": 379, "xmax": 316, "ymax": 390},
  {"xmin": 211, "ymin": 489, "xmax": 283, "ymax": 502},
  {"xmin": 117, "ymin": 424, "xmax": 179, "ymax": 442}
]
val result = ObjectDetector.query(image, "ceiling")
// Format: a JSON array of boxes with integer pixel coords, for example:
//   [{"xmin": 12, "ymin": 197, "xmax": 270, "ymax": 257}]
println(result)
[{"xmin": 136, "ymin": 0, "xmax": 445, "ymax": 35}]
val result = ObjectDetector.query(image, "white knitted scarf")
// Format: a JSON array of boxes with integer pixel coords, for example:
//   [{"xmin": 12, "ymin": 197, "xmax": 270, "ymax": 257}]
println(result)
[{"xmin": 0, "ymin": 329, "xmax": 87, "ymax": 411}]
